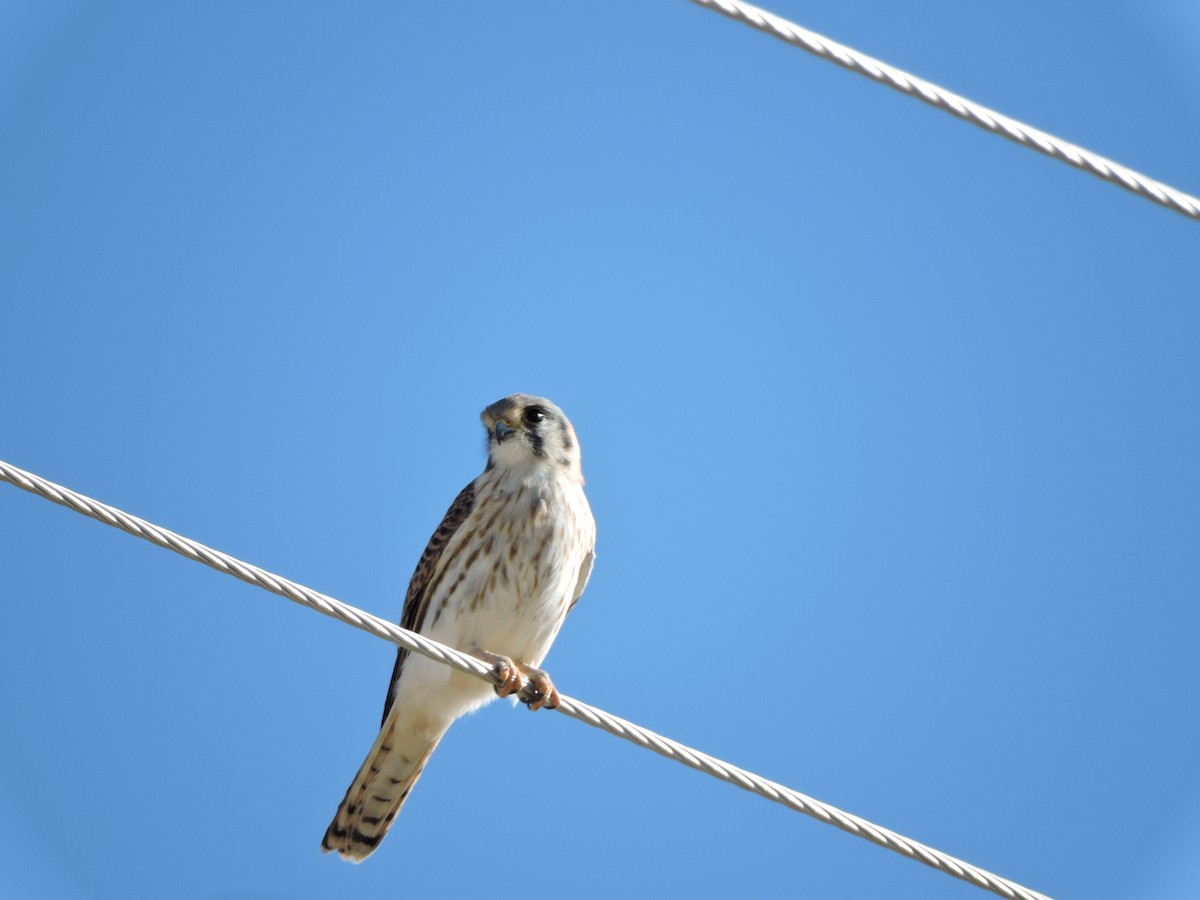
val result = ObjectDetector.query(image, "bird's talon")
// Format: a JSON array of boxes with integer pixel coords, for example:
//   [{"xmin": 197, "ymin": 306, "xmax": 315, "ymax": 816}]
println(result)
[
  {"xmin": 518, "ymin": 666, "xmax": 560, "ymax": 711},
  {"xmin": 470, "ymin": 648, "xmax": 522, "ymax": 698}
]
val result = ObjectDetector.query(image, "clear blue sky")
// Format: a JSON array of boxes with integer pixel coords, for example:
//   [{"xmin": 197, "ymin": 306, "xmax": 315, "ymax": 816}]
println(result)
[{"xmin": 2, "ymin": 2, "xmax": 1198, "ymax": 898}]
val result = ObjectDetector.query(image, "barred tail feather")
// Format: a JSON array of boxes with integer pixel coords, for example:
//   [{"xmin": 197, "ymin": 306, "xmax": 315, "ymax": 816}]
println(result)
[{"xmin": 321, "ymin": 716, "xmax": 446, "ymax": 862}]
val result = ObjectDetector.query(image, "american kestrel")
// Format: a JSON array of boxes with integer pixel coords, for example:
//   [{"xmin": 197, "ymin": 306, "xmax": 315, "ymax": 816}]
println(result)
[{"xmin": 321, "ymin": 394, "xmax": 596, "ymax": 861}]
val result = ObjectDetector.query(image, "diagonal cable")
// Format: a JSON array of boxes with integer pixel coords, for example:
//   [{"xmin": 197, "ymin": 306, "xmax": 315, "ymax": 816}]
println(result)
[
  {"xmin": 686, "ymin": 0, "xmax": 1200, "ymax": 221},
  {"xmin": 0, "ymin": 458, "xmax": 1051, "ymax": 900}
]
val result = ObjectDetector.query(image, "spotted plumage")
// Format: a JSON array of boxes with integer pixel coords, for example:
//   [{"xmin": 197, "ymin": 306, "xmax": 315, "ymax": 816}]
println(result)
[{"xmin": 321, "ymin": 394, "xmax": 596, "ymax": 862}]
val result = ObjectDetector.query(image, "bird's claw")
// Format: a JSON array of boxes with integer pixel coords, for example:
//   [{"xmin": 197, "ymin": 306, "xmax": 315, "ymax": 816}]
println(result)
[
  {"xmin": 470, "ymin": 648, "xmax": 523, "ymax": 699},
  {"xmin": 518, "ymin": 666, "xmax": 560, "ymax": 711},
  {"xmin": 468, "ymin": 648, "xmax": 559, "ymax": 711}
]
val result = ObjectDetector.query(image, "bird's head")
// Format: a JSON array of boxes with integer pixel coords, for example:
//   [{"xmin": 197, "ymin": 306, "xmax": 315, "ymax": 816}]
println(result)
[{"xmin": 481, "ymin": 394, "xmax": 582, "ymax": 478}]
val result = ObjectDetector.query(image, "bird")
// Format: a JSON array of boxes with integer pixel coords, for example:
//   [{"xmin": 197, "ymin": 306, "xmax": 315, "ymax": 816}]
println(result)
[{"xmin": 321, "ymin": 394, "xmax": 596, "ymax": 862}]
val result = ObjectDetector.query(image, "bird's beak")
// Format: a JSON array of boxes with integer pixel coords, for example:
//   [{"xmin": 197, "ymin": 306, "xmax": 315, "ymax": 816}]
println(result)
[{"xmin": 494, "ymin": 420, "xmax": 517, "ymax": 443}]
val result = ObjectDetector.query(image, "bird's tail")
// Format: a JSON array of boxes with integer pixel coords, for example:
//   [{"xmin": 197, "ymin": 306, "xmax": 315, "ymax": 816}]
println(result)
[{"xmin": 321, "ymin": 715, "xmax": 447, "ymax": 862}]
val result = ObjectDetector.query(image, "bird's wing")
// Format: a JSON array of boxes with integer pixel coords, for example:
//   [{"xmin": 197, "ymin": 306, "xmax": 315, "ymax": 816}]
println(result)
[
  {"xmin": 381, "ymin": 480, "xmax": 477, "ymax": 725},
  {"xmin": 568, "ymin": 547, "xmax": 595, "ymax": 613}
]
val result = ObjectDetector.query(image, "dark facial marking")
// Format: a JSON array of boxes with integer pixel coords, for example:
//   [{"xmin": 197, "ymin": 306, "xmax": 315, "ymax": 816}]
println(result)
[{"xmin": 524, "ymin": 406, "xmax": 547, "ymax": 458}]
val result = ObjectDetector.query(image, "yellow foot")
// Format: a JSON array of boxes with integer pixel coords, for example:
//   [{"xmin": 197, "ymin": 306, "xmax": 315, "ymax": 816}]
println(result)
[{"xmin": 517, "ymin": 665, "xmax": 560, "ymax": 711}]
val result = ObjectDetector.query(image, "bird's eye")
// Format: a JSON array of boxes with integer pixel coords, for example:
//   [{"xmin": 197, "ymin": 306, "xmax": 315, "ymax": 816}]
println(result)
[{"xmin": 522, "ymin": 407, "xmax": 546, "ymax": 425}]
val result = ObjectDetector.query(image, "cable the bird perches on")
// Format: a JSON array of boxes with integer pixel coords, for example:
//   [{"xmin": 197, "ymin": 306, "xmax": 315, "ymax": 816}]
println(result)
[
  {"xmin": 0, "ymin": 459, "xmax": 1052, "ymax": 900},
  {"xmin": 686, "ymin": 0, "xmax": 1200, "ymax": 221}
]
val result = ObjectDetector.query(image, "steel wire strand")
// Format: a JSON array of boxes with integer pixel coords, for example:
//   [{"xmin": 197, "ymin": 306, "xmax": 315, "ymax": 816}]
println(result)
[
  {"xmin": 0, "ymin": 459, "xmax": 1051, "ymax": 900},
  {"xmin": 687, "ymin": 0, "xmax": 1200, "ymax": 221}
]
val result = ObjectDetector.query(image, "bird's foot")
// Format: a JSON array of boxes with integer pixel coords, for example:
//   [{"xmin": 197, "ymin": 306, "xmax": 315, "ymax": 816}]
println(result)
[
  {"xmin": 517, "ymin": 665, "xmax": 560, "ymax": 711},
  {"xmin": 467, "ymin": 648, "xmax": 559, "ymax": 711},
  {"xmin": 469, "ymin": 647, "xmax": 522, "ymax": 699}
]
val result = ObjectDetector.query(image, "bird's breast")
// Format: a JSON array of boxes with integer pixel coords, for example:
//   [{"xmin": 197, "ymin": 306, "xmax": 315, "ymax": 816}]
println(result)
[{"xmin": 423, "ymin": 471, "xmax": 592, "ymax": 666}]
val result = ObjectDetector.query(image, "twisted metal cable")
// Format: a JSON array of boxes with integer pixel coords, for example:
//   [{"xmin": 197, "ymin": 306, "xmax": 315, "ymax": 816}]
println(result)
[
  {"xmin": 0, "ymin": 458, "xmax": 1051, "ymax": 900},
  {"xmin": 687, "ymin": 0, "xmax": 1200, "ymax": 222}
]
